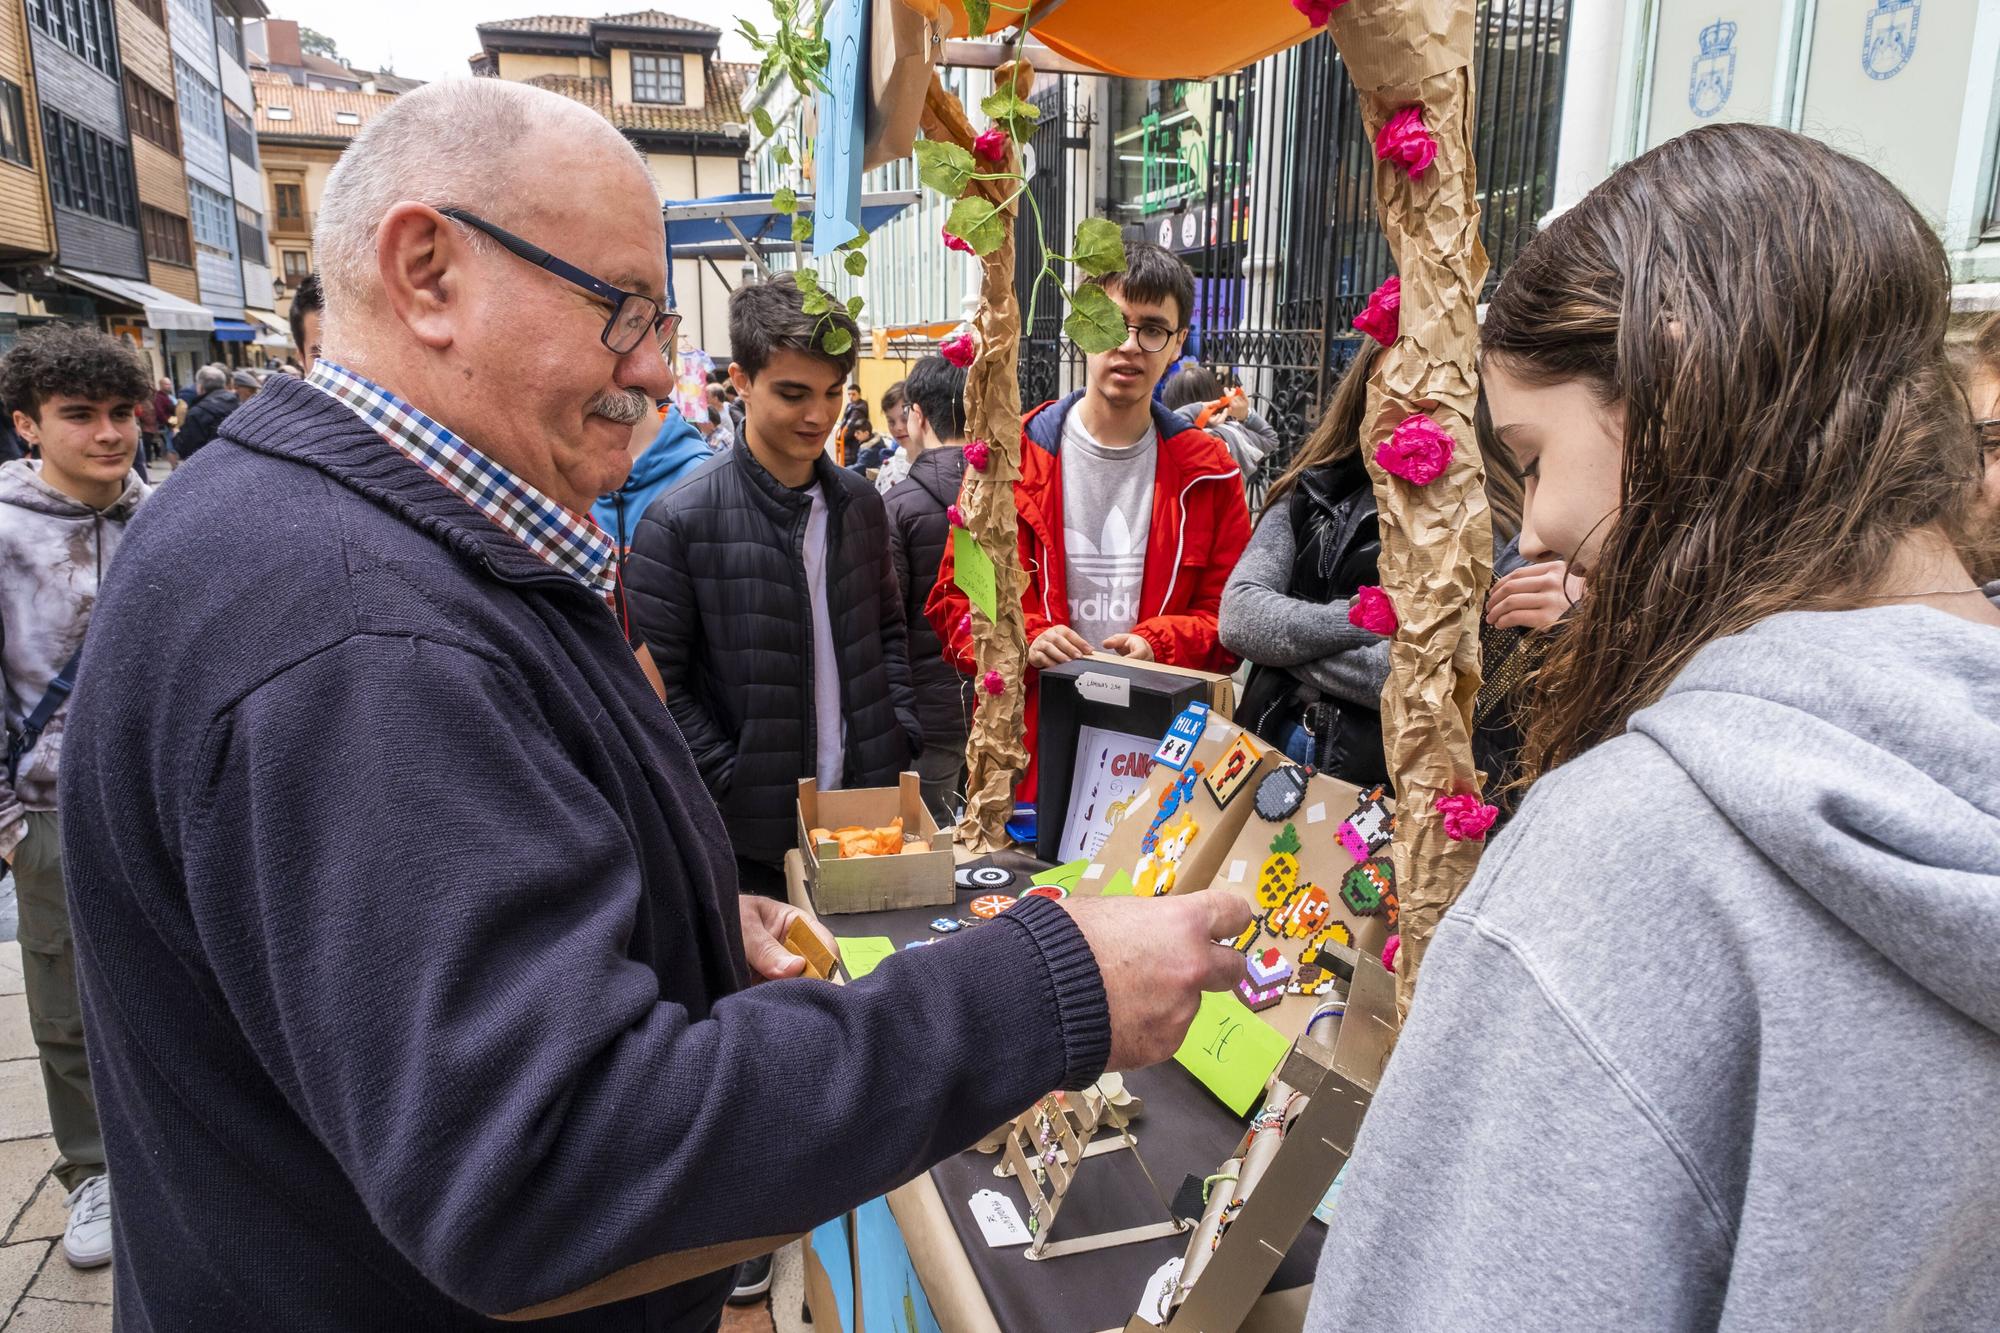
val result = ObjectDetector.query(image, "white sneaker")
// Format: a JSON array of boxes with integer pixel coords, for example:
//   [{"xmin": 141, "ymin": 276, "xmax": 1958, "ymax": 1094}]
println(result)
[{"xmin": 62, "ymin": 1174, "xmax": 111, "ymax": 1269}]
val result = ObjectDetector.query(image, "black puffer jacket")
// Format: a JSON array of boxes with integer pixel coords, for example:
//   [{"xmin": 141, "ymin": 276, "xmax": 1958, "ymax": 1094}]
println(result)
[
  {"xmin": 625, "ymin": 439, "xmax": 922, "ymax": 865},
  {"xmin": 175, "ymin": 389, "xmax": 239, "ymax": 458},
  {"xmin": 885, "ymin": 445, "xmax": 972, "ymax": 746}
]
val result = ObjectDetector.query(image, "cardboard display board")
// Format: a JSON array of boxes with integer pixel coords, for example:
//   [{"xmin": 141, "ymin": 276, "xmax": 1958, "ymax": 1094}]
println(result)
[
  {"xmin": 1074, "ymin": 709, "xmax": 1279, "ymax": 908},
  {"xmin": 1034, "ymin": 656, "xmax": 1232, "ymax": 865}
]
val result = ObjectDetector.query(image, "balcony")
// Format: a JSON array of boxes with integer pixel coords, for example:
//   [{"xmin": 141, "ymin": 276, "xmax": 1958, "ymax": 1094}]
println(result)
[{"xmin": 271, "ymin": 211, "xmax": 312, "ymax": 237}]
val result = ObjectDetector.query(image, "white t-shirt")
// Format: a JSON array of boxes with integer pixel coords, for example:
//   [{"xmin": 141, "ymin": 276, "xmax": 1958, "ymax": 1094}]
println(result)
[
  {"xmin": 801, "ymin": 485, "xmax": 847, "ymax": 789},
  {"xmin": 1061, "ymin": 411, "xmax": 1157, "ymax": 648}
]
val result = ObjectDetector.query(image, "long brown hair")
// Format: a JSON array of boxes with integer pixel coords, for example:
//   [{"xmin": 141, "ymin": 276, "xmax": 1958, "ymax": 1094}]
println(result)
[
  {"xmin": 1264, "ymin": 338, "xmax": 1383, "ymax": 512},
  {"xmin": 1484, "ymin": 123, "xmax": 1983, "ymax": 779}
]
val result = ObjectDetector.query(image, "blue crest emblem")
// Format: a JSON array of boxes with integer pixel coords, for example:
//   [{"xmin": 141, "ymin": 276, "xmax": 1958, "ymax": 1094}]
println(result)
[
  {"xmin": 1862, "ymin": 0, "xmax": 1920, "ymax": 80},
  {"xmin": 1689, "ymin": 19, "xmax": 1737, "ymax": 119}
]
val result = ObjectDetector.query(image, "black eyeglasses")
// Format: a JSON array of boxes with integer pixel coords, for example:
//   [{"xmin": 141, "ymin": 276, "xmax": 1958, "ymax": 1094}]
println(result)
[
  {"xmin": 438, "ymin": 207, "xmax": 680, "ymax": 358},
  {"xmin": 1975, "ymin": 417, "xmax": 2000, "ymax": 452},
  {"xmin": 1121, "ymin": 322, "xmax": 1182, "ymax": 354}
]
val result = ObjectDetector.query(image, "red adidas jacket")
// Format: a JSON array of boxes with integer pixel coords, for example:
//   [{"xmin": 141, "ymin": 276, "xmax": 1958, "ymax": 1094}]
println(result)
[{"xmin": 927, "ymin": 392, "xmax": 1253, "ymax": 801}]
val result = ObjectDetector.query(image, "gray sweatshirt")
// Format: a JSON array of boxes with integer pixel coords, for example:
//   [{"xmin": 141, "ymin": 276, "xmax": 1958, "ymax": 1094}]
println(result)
[
  {"xmin": 1306, "ymin": 598, "xmax": 2000, "ymax": 1332},
  {"xmin": 1219, "ymin": 505, "xmax": 1390, "ymax": 707}
]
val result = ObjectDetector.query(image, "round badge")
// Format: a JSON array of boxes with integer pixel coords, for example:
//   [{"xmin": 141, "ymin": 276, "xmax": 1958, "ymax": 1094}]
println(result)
[
  {"xmin": 969, "ymin": 893, "xmax": 1016, "ymax": 919},
  {"xmin": 1254, "ymin": 765, "xmax": 1311, "ymax": 822},
  {"xmin": 1025, "ymin": 884, "xmax": 1068, "ymax": 902},
  {"xmin": 957, "ymin": 865, "xmax": 1015, "ymax": 890}
]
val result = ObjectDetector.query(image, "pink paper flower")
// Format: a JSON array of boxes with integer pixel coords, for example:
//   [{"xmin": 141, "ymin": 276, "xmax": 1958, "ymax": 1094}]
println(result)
[
  {"xmin": 1381, "ymin": 934, "xmax": 1401, "ymax": 972},
  {"xmin": 1375, "ymin": 105, "xmax": 1438, "ymax": 179},
  {"xmin": 958, "ymin": 613, "xmax": 973, "ymax": 637},
  {"xmin": 947, "ymin": 503, "xmax": 965, "ymax": 528},
  {"xmin": 943, "ymin": 226, "xmax": 974, "ymax": 256},
  {"xmin": 1352, "ymin": 275, "xmax": 1400, "ymax": 346},
  {"xmin": 963, "ymin": 438, "xmax": 991, "ymax": 471},
  {"xmin": 1348, "ymin": 586, "xmax": 1397, "ymax": 637},
  {"xmin": 1375, "ymin": 413, "xmax": 1455, "ymax": 486},
  {"xmin": 974, "ymin": 127, "xmax": 1011, "ymax": 164},
  {"xmin": 1436, "ymin": 793, "xmax": 1499, "ymax": 842},
  {"xmin": 983, "ymin": 670, "xmax": 1006, "ymax": 696},
  {"xmin": 940, "ymin": 332, "xmax": 977, "ymax": 368},
  {"xmin": 1290, "ymin": 0, "xmax": 1349, "ymax": 26}
]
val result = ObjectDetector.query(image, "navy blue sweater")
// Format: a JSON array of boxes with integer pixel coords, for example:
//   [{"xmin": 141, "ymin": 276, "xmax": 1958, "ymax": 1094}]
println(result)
[{"xmin": 60, "ymin": 375, "xmax": 1111, "ymax": 1330}]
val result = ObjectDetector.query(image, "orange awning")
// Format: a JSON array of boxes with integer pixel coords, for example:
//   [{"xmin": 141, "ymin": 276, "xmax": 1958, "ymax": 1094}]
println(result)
[{"xmin": 937, "ymin": 0, "xmax": 1320, "ymax": 80}]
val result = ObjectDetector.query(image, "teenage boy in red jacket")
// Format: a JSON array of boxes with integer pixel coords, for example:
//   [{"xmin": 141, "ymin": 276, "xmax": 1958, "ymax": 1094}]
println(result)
[{"xmin": 928, "ymin": 241, "xmax": 1252, "ymax": 800}]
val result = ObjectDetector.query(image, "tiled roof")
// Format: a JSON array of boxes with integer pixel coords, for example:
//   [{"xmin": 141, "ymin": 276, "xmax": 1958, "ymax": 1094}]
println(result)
[
  {"xmin": 254, "ymin": 82, "xmax": 400, "ymax": 141},
  {"xmin": 522, "ymin": 58, "xmax": 751, "ymax": 139},
  {"xmin": 476, "ymin": 11, "xmax": 719, "ymax": 37}
]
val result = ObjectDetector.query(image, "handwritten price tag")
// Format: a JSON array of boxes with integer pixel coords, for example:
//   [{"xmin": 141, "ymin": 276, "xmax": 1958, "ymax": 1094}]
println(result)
[
  {"xmin": 1173, "ymin": 990, "xmax": 1288, "ymax": 1114},
  {"xmin": 952, "ymin": 528, "xmax": 999, "ymax": 621},
  {"xmin": 968, "ymin": 1188, "xmax": 1031, "ymax": 1247}
]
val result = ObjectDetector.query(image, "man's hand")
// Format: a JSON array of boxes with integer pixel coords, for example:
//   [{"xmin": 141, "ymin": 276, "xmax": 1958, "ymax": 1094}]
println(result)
[
  {"xmin": 738, "ymin": 896, "xmax": 839, "ymax": 982},
  {"xmin": 1224, "ymin": 389, "xmax": 1249, "ymax": 422},
  {"xmin": 1485, "ymin": 561, "xmax": 1586, "ymax": 630},
  {"xmin": 1064, "ymin": 890, "xmax": 1254, "ymax": 1071},
  {"xmin": 1102, "ymin": 633, "xmax": 1155, "ymax": 662},
  {"xmin": 1028, "ymin": 625, "xmax": 1094, "ymax": 670}
]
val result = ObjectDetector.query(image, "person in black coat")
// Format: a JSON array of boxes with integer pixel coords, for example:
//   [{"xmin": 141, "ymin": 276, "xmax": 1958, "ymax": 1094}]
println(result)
[
  {"xmin": 625, "ymin": 277, "xmax": 922, "ymax": 896},
  {"xmin": 171, "ymin": 365, "xmax": 237, "ymax": 460},
  {"xmin": 883, "ymin": 355, "xmax": 973, "ymax": 818}
]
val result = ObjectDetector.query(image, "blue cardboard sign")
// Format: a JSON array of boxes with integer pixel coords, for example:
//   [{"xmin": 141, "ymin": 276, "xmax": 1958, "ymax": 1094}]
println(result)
[
  {"xmin": 812, "ymin": 0, "xmax": 867, "ymax": 254},
  {"xmin": 1152, "ymin": 702, "xmax": 1210, "ymax": 772}
]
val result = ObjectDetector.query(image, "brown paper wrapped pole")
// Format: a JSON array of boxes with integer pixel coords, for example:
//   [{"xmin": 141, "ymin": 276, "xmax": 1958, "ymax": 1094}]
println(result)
[
  {"xmin": 919, "ymin": 63, "xmax": 1032, "ymax": 853},
  {"xmin": 1322, "ymin": 1, "xmax": 1491, "ymax": 1017}
]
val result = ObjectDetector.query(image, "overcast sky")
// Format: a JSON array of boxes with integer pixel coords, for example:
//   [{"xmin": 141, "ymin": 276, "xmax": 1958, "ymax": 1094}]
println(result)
[{"xmin": 266, "ymin": 1, "xmax": 769, "ymax": 83}]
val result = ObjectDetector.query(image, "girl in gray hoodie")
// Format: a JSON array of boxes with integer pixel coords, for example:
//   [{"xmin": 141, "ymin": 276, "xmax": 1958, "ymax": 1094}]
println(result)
[{"xmin": 1306, "ymin": 124, "xmax": 2000, "ymax": 1331}]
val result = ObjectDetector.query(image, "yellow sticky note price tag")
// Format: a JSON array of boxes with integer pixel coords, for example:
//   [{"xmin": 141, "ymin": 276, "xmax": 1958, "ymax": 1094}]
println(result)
[
  {"xmin": 834, "ymin": 936, "xmax": 896, "ymax": 980},
  {"xmin": 952, "ymin": 528, "xmax": 999, "ymax": 622},
  {"xmin": 1031, "ymin": 859, "xmax": 1089, "ymax": 892},
  {"xmin": 1173, "ymin": 989, "xmax": 1289, "ymax": 1114}
]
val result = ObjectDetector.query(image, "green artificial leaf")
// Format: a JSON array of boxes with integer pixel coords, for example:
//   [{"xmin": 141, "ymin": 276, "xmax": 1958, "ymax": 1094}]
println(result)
[
  {"xmin": 914, "ymin": 141, "xmax": 977, "ymax": 199},
  {"xmin": 980, "ymin": 89, "xmax": 1042, "ymax": 139},
  {"xmin": 773, "ymin": 185, "xmax": 798, "ymax": 216},
  {"xmin": 751, "ymin": 106, "xmax": 775, "ymax": 139},
  {"xmin": 801, "ymin": 286, "xmax": 833, "ymax": 316},
  {"xmin": 964, "ymin": 0, "xmax": 990, "ymax": 36},
  {"xmin": 821, "ymin": 325, "xmax": 854, "ymax": 356},
  {"xmin": 944, "ymin": 196, "xmax": 1006, "ymax": 257},
  {"xmin": 840, "ymin": 227, "xmax": 871, "ymax": 252},
  {"xmin": 793, "ymin": 266, "xmax": 821, "ymax": 294},
  {"xmin": 773, "ymin": 144, "xmax": 792, "ymax": 167},
  {"xmin": 847, "ymin": 295, "xmax": 864, "ymax": 318},
  {"xmin": 791, "ymin": 213, "xmax": 813, "ymax": 242},
  {"xmin": 844, "ymin": 250, "xmax": 867, "ymax": 277},
  {"xmin": 1064, "ymin": 283, "xmax": 1128, "ymax": 355},
  {"xmin": 1071, "ymin": 217, "xmax": 1126, "ymax": 278}
]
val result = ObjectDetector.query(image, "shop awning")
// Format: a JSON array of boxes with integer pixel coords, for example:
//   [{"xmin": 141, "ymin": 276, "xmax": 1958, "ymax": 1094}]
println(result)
[
  {"xmin": 243, "ymin": 309, "xmax": 292, "ymax": 349},
  {"xmin": 662, "ymin": 191, "xmax": 919, "ymax": 263},
  {"xmin": 53, "ymin": 268, "xmax": 214, "ymax": 332},
  {"xmin": 938, "ymin": 0, "xmax": 1318, "ymax": 79},
  {"xmin": 212, "ymin": 319, "xmax": 257, "ymax": 342}
]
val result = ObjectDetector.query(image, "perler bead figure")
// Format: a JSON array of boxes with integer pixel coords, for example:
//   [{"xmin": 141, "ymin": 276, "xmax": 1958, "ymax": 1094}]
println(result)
[
  {"xmin": 1274, "ymin": 883, "xmax": 1332, "ymax": 938},
  {"xmin": 1335, "ymin": 786, "xmax": 1396, "ymax": 863},
  {"xmin": 1287, "ymin": 963, "xmax": 1336, "ymax": 996},
  {"xmin": 1254, "ymin": 764, "xmax": 1311, "ymax": 822},
  {"xmin": 1235, "ymin": 949, "xmax": 1291, "ymax": 1011},
  {"xmin": 1140, "ymin": 761, "xmax": 1205, "ymax": 855},
  {"xmin": 1255, "ymin": 824, "xmax": 1302, "ymax": 909},
  {"xmin": 1135, "ymin": 812, "xmax": 1199, "ymax": 897},
  {"xmin": 1341, "ymin": 858, "xmax": 1393, "ymax": 916}
]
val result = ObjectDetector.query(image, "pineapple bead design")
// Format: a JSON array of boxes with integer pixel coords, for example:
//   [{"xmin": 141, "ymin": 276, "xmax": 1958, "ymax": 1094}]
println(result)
[{"xmin": 1255, "ymin": 823, "xmax": 1302, "ymax": 909}]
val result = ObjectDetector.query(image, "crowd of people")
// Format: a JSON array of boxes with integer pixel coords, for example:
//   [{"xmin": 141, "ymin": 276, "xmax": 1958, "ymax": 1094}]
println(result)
[{"xmin": 0, "ymin": 75, "xmax": 1993, "ymax": 1331}]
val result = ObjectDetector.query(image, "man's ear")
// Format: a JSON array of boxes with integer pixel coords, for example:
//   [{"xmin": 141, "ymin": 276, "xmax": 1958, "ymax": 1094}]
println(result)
[
  {"xmin": 12, "ymin": 409, "xmax": 36, "ymax": 443},
  {"xmin": 728, "ymin": 362, "xmax": 753, "ymax": 397},
  {"xmin": 376, "ymin": 203, "xmax": 463, "ymax": 351}
]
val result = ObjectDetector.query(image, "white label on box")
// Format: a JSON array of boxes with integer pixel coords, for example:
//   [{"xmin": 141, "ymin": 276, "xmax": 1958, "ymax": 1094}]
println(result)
[
  {"xmin": 1306, "ymin": 801, "xmax": 1328, "ymax": 825},
  {"xmin": 1074, "ymin": 671, "xmax": 1132, "ymax": 708},
  {"xmin": 1134, "ymin": 1255, "xmax": 1185, "ymax": 1325},
  {"xmin": 1083, "ymin": 863, "xmax": 1105, "ymax": 881},
  {"xmin": 1228, "ymin": 859, "xmax": 1247, "ymax": 884},
  {"xmin": 968, "ymin": 1188, "xmax": 1031, "ymax": 1247}
]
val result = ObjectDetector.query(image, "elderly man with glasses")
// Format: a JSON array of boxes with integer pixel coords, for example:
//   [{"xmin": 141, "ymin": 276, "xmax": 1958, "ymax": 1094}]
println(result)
[{"xmin": 56, "ymin": 80, "xmax": 1253, "ymax": 1330}]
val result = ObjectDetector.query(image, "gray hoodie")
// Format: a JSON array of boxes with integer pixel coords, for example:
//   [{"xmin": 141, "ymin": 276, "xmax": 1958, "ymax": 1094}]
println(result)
[
  {"xmin": 0, "ymin": 459, "xmax": 148, "ymax": 858},
  {"xmin": 1305, "ymin": 599, "xmax": 2000, "ymax": 1332}
]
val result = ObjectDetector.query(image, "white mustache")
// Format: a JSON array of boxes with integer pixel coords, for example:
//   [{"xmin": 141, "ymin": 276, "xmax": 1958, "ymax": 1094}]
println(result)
[{"xmin": 589, "ymin": 389, "xmax": 651, "ymax": 425}]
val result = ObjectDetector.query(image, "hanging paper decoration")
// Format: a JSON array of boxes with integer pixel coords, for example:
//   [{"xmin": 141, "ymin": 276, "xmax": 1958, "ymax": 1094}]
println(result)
[
  {"xmin": 1381, "ymin": 934, "xmax": 1401, "ymax": 972},
  {"xmin": 948, "ymin": 503, "xmax": 966, "ymax": 528},
  {"xmin": 973, "ymin": 126, "xmax": 1011, "ymax": 163},
  {"xmin": 1352, "ymin": 275, "xmax": 1401, "ymax": 346},
  {"xmin": 963, "ymin": 438, "xmax": 991, "ymax": 471},
  {"xmin": 940, "ymin": 331, "xmax": 978, "ymax": 367},
  {"xmin": 942, "ymin": 225, "xmax": 975, "ymax": 256},
  {"xmin": 1348, "ymin": 586, "xmax": 1398, "ymax": 637},
  {"xmin": 982, "ymin": 669, "xmax": 1006, "ymax": 695},
  {"xmin": 1375, "ymin": 413, "xmax": 1456, "ymax": 486},
  {"xmin": 1436, "ymin": 792, "xmax": 1499, "ymax": 842},
  {"xmin": 1290, "ymin": 0, "xmax": 1351, "ymax": 27},
  {"xmin": 1373, "ymin": 105, "xmax": 1439, "ymax": 178}
]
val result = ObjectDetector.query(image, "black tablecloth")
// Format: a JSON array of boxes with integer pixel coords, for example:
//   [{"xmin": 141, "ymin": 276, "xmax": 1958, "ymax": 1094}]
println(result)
[{"xmin": 818, "ymin": 851, "xmax": 1326, "ymax": 1333}]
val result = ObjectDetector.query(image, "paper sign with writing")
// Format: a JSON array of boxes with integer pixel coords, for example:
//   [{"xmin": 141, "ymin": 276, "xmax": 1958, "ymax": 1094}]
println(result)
[
  {"xmin": 812, "ymin": 0, "xmax": 867, "ymax": 253},
  {"xmin": 834, "ymin": 935, "xmax": 895, "ymax": 980},
  {"xmin": 1074, "ymin": 671, "xmax": 1132, "ymax": 707},
  {"xmin": 1174, "ymin": 989, "xmax": 1289, "ymax": 1114},
  {"xmin": 1152, "ymin": 702, "xmax": 1210, "ymax": 771},
  {"xmin": 967, "ymin": 1188, "xmax": 1031, "ymax": 1247},
  {"xmin": 952, "ymin": 527, "xmax": 998, "ymax": 621}
]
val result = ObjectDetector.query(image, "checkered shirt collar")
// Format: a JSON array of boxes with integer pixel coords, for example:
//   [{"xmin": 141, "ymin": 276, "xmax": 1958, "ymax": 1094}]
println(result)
[{"xmin": 306, "ymin": 360, "xmax": 615, "ymax": 598}]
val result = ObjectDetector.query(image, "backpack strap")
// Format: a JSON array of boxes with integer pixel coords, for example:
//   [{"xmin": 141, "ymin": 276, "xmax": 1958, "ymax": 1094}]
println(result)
[{"xmin": 6, "ymin": 645, "xmax": 83, "ymax": 783}]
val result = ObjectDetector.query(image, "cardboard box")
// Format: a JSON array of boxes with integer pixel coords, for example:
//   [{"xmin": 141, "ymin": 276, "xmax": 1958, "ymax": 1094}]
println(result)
[
  {"xmin": 798, "ymin": 774, "xmax": 955, "ymax": 914},
  {"xmin": 1073, "ymin": 711, "xmax": 1280, "ymax": 903}
]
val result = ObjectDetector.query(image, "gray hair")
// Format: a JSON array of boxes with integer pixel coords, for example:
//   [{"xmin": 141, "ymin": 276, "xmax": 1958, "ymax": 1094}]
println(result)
[
  {"xmin": 314, "ymin": 79, "xmax": 650, "ymax": 341},
  {"xmin": 195, "ymin": 365, "xmax": 227, "ymax": 394}
]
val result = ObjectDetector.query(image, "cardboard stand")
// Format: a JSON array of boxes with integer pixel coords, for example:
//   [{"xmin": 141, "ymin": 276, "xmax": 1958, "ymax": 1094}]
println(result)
[{"xmin": 990, "ymin": 1084, "xmax": 1187, "ymax": 1262}]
